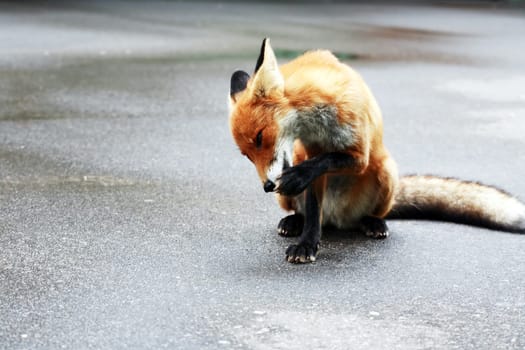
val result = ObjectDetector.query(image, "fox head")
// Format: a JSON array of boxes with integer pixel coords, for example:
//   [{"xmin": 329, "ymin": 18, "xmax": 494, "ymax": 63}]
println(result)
[{"xmin": 228, "ymin": 38, "xmax": 293, "ymax": 193}]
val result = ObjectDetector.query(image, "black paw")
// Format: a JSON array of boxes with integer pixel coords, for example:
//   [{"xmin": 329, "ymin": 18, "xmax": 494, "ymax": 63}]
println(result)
[
  {"xmin": 276, "ymin": 164, "xmax": 316, "ymax": 196},
  {"xmin": 285, "ymin": 241, "xmax": 319, "ymax": 263},
  {"xmin": 277, "ymin": 214, "xmax": 304, "ymax": 237},
  {"xmin": 360, "ymin": 216, "xmax": 389, "ymax": 239}
]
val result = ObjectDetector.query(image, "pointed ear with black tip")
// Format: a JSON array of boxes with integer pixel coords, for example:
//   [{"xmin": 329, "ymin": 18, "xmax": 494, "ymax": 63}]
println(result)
[
  {"xmin": 229, "ymin": 70, "xmax": 250, "ymax": 105},
  {"xmin": 251, "ymin": 38, "xmax": 284, "ymax": 98},
  {"xmin": 254, "ymin": 38, "xmax": 266, "ymax": 74}
]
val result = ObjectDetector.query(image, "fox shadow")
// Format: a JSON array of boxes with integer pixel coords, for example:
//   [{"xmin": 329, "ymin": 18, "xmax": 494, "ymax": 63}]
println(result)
[{"xmin": 276, "ymin": 224, "xmax": 399, "ymax": 265}]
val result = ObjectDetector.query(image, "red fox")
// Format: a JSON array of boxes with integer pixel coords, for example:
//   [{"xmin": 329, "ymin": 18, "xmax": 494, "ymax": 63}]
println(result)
[{"xmin": 228, "ymin": 38, "xmax": 525, "ymax": 263}]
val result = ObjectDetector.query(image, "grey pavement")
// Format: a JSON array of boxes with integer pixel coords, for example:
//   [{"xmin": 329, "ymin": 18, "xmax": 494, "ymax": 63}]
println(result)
[{"xmin": 1, "ymin": 1, "xmax": 525, "ymax": 349}]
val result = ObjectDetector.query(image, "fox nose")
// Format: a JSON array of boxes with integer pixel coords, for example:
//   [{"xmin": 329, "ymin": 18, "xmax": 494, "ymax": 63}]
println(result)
[{"xmin": 263, "ymin": 180, "xmax": 276, "ymax": 193}]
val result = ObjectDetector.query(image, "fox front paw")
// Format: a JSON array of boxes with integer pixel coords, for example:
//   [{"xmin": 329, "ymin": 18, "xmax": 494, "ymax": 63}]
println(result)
[
  {"xmin": 277, "ymin": 214, "xmax": 304, "ymax": 237},
  {"xmin": 286, "ymin": 241, "xmax": 319, "ymax": 264},
  {"xmin": 276, "ymin": 165, "xmax": 316, "ymax": 196}
]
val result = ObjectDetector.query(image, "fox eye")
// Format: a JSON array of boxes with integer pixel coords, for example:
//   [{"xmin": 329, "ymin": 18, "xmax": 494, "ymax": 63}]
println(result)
[{"xmin": 255, "ymin": 130, "xmax": 263, "ymax": 149}]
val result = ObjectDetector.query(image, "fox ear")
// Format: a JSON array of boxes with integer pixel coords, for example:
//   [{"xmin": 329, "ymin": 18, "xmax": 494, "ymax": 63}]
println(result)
[
  {"xmin": 251, "ymin": 38, "xmax": 284, "ymax": 97},
  {"xmin": 230, "ymin": 70, "xmax": 250, "ymax": 104}
]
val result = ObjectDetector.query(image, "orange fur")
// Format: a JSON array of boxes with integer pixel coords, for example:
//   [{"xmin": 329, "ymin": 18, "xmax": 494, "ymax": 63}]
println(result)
[{"xmin": 229, "ymin": 40, "xmax": 397, "ymax": 229}]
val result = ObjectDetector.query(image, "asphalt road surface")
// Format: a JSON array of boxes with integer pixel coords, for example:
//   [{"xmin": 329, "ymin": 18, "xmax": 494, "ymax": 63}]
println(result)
[{"xmin": 1, "ymin": 2, "xmax": 525, "ymax": 349}]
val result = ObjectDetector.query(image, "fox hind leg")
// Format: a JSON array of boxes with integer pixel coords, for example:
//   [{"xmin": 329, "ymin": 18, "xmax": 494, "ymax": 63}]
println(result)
[
  {"xmin": 360, "ymin": 216, "xmax": 389, "ymax": 239},
  {"xmin": 277, "ymin": 213, "xmax": 304, "ymax": 237}
]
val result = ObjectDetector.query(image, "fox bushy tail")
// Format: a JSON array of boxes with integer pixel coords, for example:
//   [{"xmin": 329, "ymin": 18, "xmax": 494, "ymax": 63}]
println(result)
[{"xmin": 387, "ymin": 175, "xmax": 525, "ymax": 233}]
